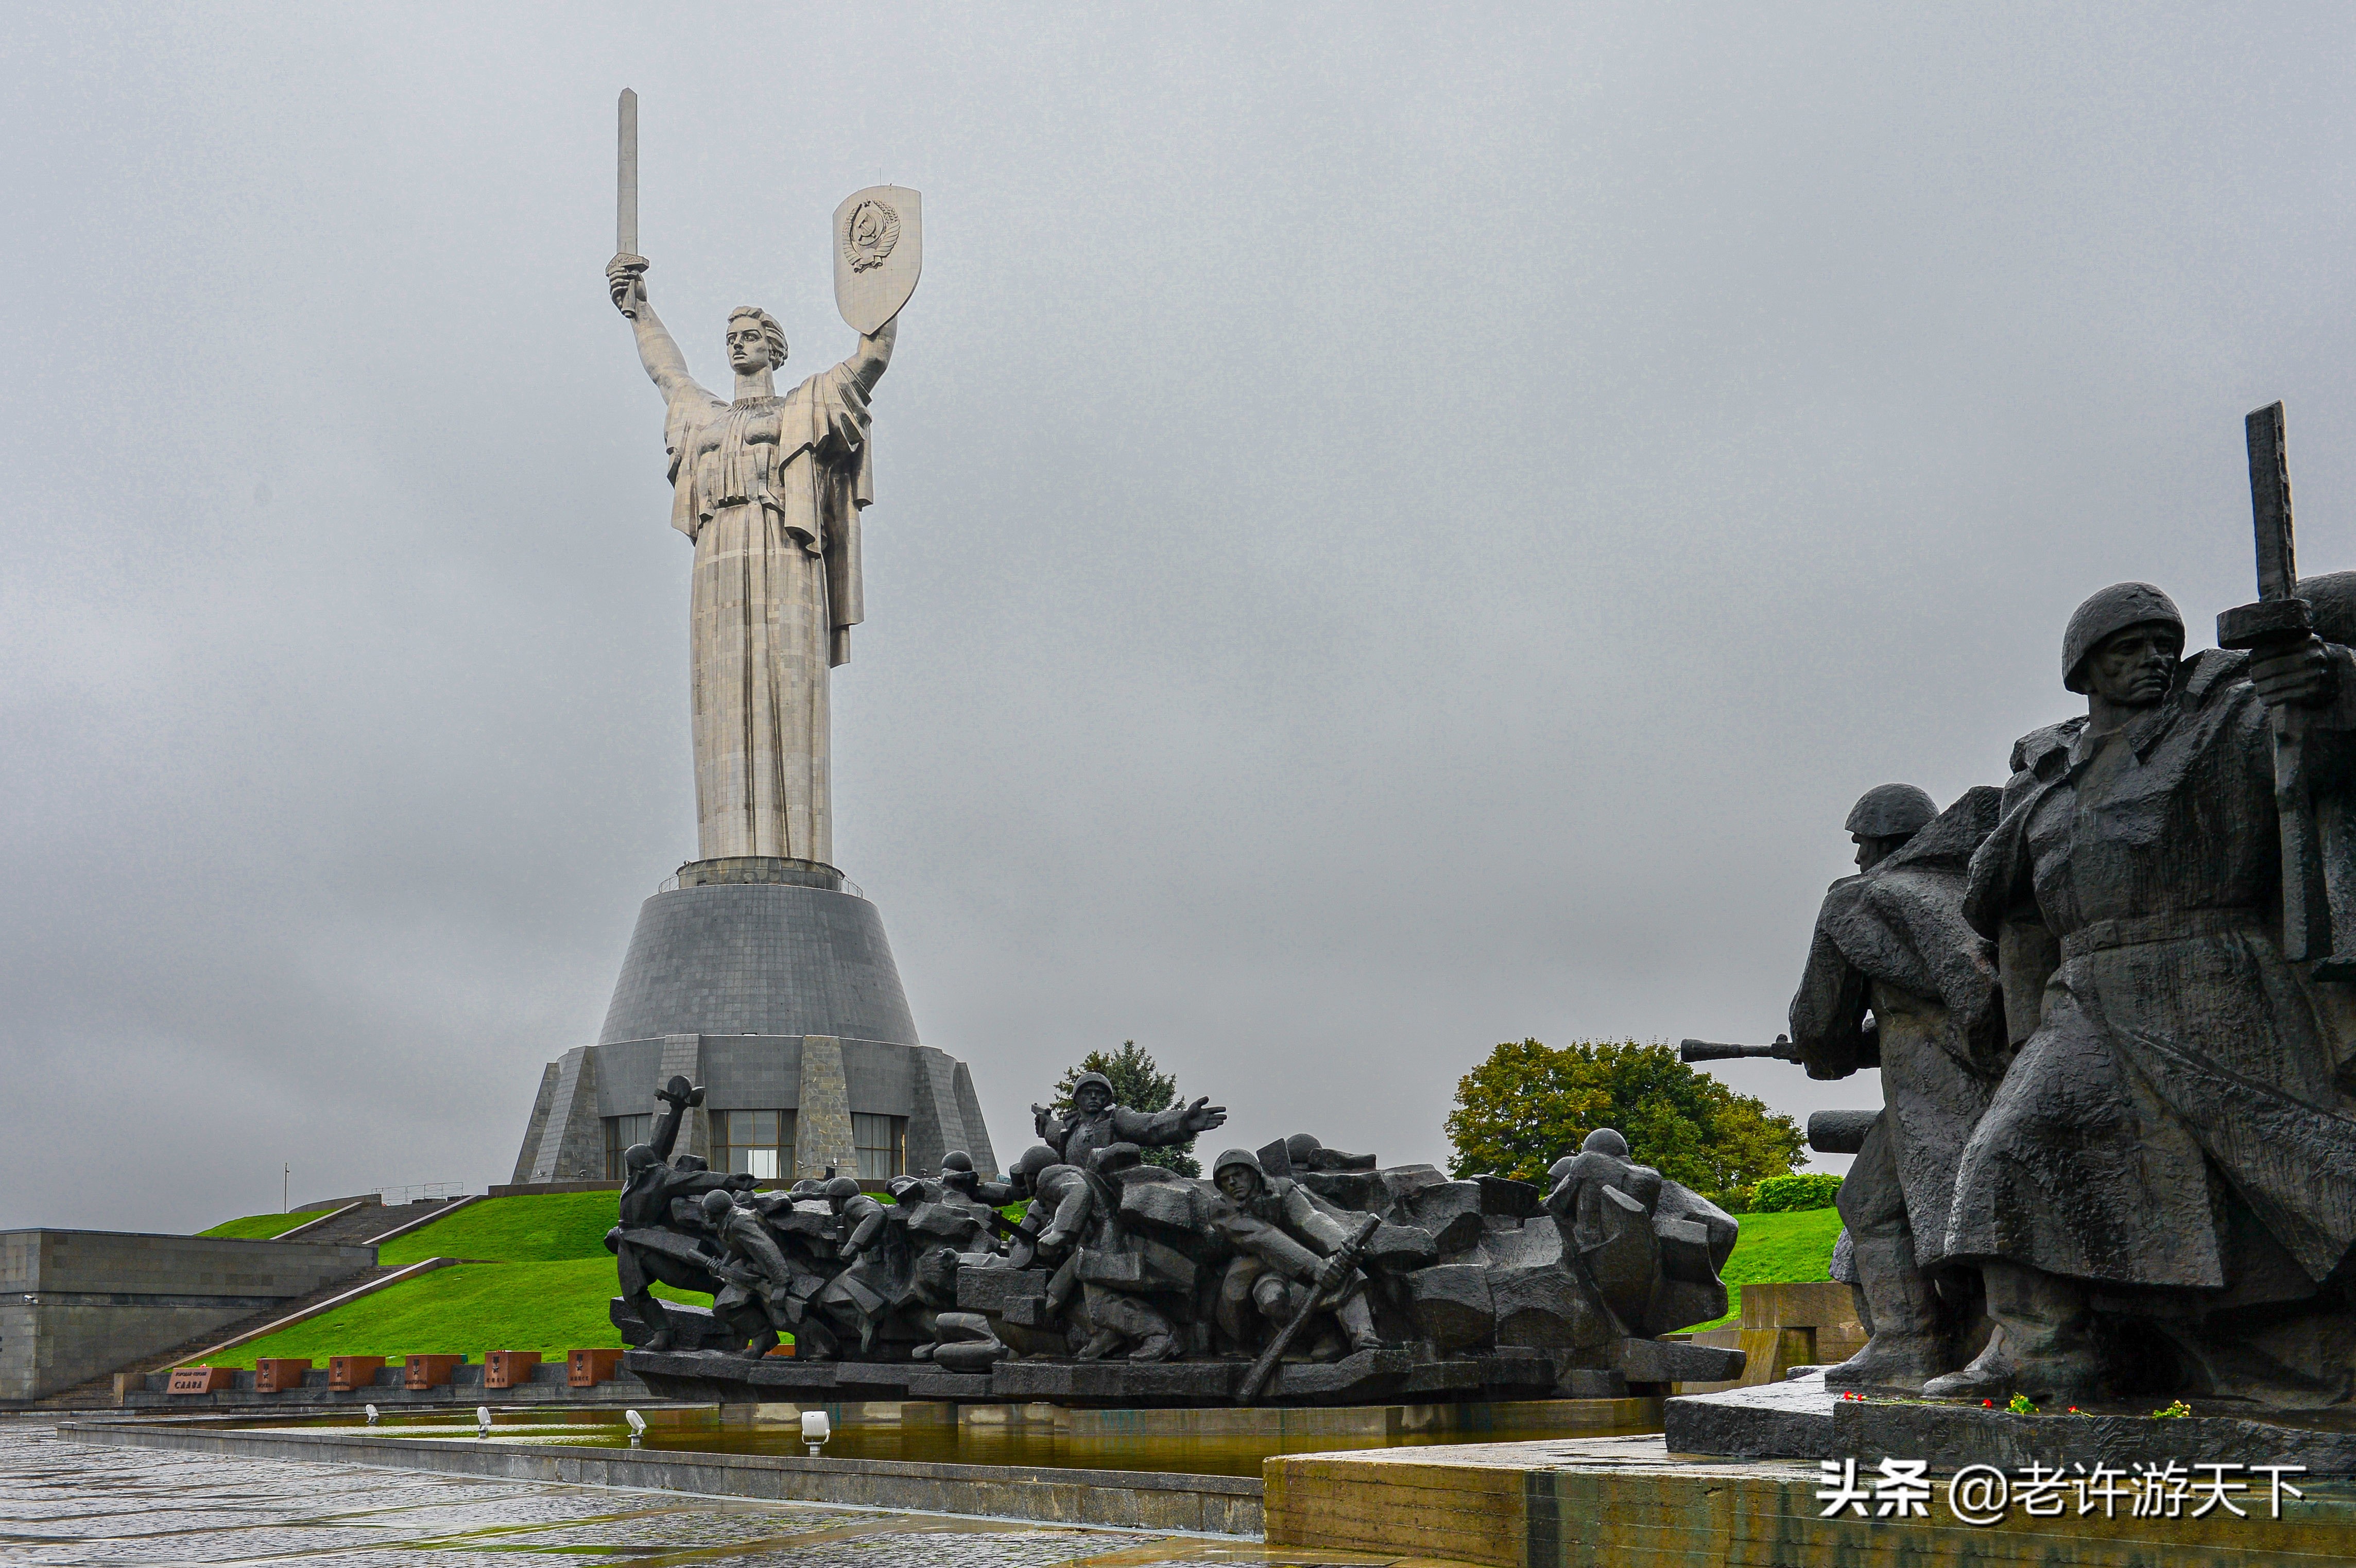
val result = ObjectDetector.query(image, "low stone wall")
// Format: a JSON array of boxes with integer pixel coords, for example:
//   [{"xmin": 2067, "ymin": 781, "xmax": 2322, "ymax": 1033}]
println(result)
[
  {"xmin": 117, "ymin": 1360, "xmax": 656, "ymax": 1412},
  {"xmin": 0, "ymin": 1232, "xmax": 377, "ymax": 1401},
  {"xmin": 57, "ymin": 1418, "xmax": 1263, "ymax": 1536},
  {"xmin": 1675, "ymin": 1280, "xmax": 1865, "ymax": 1394}
]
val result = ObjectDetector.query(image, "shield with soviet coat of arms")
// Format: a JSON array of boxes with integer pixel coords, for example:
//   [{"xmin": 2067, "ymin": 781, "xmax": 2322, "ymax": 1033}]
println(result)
[{"xmin": 833, "ymin": 186, "xmax": 922, "ymax": 335}]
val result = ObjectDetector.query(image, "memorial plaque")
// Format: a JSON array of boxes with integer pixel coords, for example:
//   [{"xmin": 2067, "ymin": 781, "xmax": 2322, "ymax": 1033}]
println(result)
[
  {"xmin": 328, "ymin": 1355, "xmax": 386, "ymax": 1391},
  {"xmin": 252, "ymin": 1357, "xmax": 312, "ymax": 1394},
  {"xmin": 403, "ymin": 1353, "xmax": 465, "ymax": 1390},
  {"xmin": 568, "ymin": 1347, "xmax": 624, "ymax": 1387},
  {"xmin": 483, "ymin": 1350, "xmax": 542, "ymax": 1389},
  {"xmin": 166, "ymin": 1366, "xmax": 231, "ymax": 1395}
]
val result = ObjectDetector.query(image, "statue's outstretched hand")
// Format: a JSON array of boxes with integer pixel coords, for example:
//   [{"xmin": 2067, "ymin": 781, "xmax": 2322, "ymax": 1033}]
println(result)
[
  {"xmin": 608, "ymin": 253, "xmax": 650, "ymax": 316},
  {"xmin": 1181, "ymin": 1097, "xmax": 1228, "ymax": 1135}
]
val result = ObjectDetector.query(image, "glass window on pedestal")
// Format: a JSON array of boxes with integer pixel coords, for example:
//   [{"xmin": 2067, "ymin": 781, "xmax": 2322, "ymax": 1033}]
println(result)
[
  {"xmin": 715, "ymin": 1109, "xmax": 795, "ymax": 1185},
  {"xmin": 854, "ymin": 1113, "xmax": 906, "ymax": 1180}
]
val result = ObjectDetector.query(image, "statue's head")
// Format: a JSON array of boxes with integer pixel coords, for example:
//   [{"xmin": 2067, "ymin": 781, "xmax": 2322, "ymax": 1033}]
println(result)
[
  {"xmin": 1071, "ymin": 1072, "xmax": 1114, "ymax": 1116},
  {"xmin": 1009, "ymin": 1145, "xmax": 1060, "ymax": 1193},
  {"xmin": 623, "ymin": 1142, "xmax": 658, "ymax": 1175},
  {"xmin": 2063, "ymin": 582, "xmax": 2182, "ymax": 704},
  {"xmin": 1580, "ymin": 1128, "xmax": 1630, "ymax": 1159},
  {"xmin": 1845, "ymin": 783, "xmax": 1937, "ymax": 872},
  {"xmin": 1213, "ymin": 1148, "xmax": 1265, "ymax": 1203},
  {"xmin": 699, "ymin": 1187, "xmax": 736, "ymax": 1222},
  {"xmin": 726, "ymin": 307, "xmax": 787, "ymax": 373}
]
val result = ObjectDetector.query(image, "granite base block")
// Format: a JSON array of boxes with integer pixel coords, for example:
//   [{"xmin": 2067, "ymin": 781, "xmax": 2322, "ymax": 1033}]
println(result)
[
  {"xmin": 1669, "ymin": 1372, "xmax": 2356, "ymax": 1478},
  {"xmin": 1834, "ymin": 1395, "xmax": 2356, "ymax": 1477},
  {"xmin": 1663, "ymin": 1373, "xmax": 1835, "ymax": 1459},
  {"xmin": 1266, "ymin": 1432, "xmax": 2356, "ymax": 1567}
]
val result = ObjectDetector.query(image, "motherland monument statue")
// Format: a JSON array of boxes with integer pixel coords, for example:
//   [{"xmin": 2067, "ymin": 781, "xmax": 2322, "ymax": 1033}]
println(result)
[
  {"xmin": 507, "ymin": 94, "xmax": 996, "ymax": 1192},
  {"xmin": 604, "ymin": 101, "xmax": 919, "ymax": 867}
]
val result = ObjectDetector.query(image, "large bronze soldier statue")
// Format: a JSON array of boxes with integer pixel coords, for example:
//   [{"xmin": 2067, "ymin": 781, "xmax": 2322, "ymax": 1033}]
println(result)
[
  {"xmin": 1930, "ymin": 582, "xmax": 2356, "ymax": 1403},
  {"xmin": 606, "ymin": 1077, "xmax": 755, "ymax": 1350},
  {"xmin": 1033, "ymin": 1072, "xmax": 1227, "ymax": 1170},
  {"xmin": 1786, "ymin": 784, "xmax": 2008, "ymax": 1391}
]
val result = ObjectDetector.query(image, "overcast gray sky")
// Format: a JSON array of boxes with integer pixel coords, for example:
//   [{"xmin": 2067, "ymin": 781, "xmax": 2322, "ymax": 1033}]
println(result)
[{"xmin": 7, "ymin": 4, "xmax": 2356, "ymax": 1231}]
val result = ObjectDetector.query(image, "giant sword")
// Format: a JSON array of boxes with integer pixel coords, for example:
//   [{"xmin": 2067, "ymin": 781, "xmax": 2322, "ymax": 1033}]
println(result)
[
  {"xmin": 617, "ymin": 88, "xmax": 638, "ymax": 257},
  {"xmin": 2216, "ymin": 401, "xmax": 2352, "ymax": 972}
]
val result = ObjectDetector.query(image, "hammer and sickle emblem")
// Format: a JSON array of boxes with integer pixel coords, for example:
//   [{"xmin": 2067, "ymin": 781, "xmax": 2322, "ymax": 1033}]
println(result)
[{"xmin": 843, "ymin": 200, "xmax": 900, "ymax": 272}]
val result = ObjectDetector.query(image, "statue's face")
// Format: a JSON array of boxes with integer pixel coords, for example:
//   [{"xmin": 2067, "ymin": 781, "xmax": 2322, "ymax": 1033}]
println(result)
[
  {"xmin": 1075, "ymin": 1084, "xmax": 1111, "ymax": 1115},
  {"xmin": 2086, "ymin": 622, "xmax": 2181, "ymax": 710},
  {"xmin": 1217, "ymin": 1165, "xmax": 1259, "ymax": 1203},
  {"xmin": 726, "ymin": 318, "xmax": 771, "ymax": 373},
  {"xmin": 1852, "ymin": 833, "xmax": 1905, "ymax": 872}
]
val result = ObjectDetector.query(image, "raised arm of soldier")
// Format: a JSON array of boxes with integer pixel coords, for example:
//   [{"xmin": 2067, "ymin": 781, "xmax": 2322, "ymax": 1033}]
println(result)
[
  {"xmin": 647, "ymin": 1075, "xmax": 706, "ymax": 1166},
  {"xmin": 1115, "ymin": 1096, "xmax": 1228, "ymax": 1148}
]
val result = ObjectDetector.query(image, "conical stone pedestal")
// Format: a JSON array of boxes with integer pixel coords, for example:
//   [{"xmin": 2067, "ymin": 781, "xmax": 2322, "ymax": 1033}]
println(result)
[{"xmin": 510, "ymin": 858, "xmax": 995, "ymax": 1188}]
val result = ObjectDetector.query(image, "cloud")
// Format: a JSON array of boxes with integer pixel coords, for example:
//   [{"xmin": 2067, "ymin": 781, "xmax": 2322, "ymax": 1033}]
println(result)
[{"xmin": 6, "ymin": 4, "xmax": 2355, "ymax": 1228}]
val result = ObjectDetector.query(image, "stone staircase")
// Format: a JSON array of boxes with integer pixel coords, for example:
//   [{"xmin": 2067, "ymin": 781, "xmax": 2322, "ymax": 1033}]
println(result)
[
  {"xmin": 26, "ymin": 1196, "xmax": 483, "ymax": 1410},
  {"xmin": 28, "ymin": 1264, "xmax": 412, "ymax": 1410},
  {"xmin": 281, "ymin": 1194, "xmax": 477, "ymax": 1249}
]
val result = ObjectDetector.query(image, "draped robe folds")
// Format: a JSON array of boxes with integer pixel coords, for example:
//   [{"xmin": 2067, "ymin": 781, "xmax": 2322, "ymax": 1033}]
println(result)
[
  {"xmin": 1952, "ymin": 649, "xmax": 2356, "ymax": 1303},
  {"xmin": 662, "ymin": 361, "xmax": 874, "ymax": 864}
]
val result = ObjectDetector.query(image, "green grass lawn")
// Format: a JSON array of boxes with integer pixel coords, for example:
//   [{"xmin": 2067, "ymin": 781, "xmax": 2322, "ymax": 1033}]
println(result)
[
  {"xmin": 207, "ymin": 1257, "xmax": 712, "ymax": 1368},
  {"xmin": 198, "ymin": 1213, "xmax": 313, "ymax": 1240},
  {"xmin": 378, "ymin": 1192, "xmax": 623, "ymax": 1265},
  {"xmin": 1680, "ymin": 1205, "xmax": 1846, "ymax": 1332}
]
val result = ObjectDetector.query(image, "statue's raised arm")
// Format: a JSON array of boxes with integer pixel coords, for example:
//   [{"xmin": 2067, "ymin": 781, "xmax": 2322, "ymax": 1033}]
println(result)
[{"xmin": 607, "ymin": 255, "xmax": 715, "ymax": 408}]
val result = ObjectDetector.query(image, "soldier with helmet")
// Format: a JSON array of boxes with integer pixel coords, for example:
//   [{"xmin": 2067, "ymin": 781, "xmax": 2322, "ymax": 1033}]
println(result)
[
  {"xmin": 1034, "ymin": 1071, "xmax": 1228, "ymax": 1171},
  {"xmin": 1208, "ymin": 1147, "xmax": 1385, "ymax": 1360},
  {"xmin": 1785, "ymin": 783, "xmax": 2009, "ymax": 1390},
  {"xmin": 606, "ymin": 1076, "xmax": 757, "ymax": 1351},
  {"xmin": 1931, "ymin": 581, "xmax": 2356, "ymax": 1403}
]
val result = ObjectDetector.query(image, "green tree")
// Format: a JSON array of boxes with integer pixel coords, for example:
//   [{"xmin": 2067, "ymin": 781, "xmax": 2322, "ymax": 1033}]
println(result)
[
  {"xmin": 1051, "ymin": 1040, "xmax": 1202, "ymax": 1177},
  {"xmin": 1444, "ymin": 1038, "xmax": 1804, "ymax": 1207}
]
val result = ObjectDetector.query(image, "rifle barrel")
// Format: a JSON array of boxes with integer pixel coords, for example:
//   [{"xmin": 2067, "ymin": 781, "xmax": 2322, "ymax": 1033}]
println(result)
[{"xmin": 1678, "ymin": 1039, "xmax": 1794, "ymax": 1063}]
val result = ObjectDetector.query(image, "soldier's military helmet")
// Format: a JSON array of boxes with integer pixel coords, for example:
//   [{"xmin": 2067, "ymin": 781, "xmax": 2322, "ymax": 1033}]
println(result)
[
  {"xmin": 699, "ymin": 1188, "xmax": 735, "ymax": 1219},
  {"xmin": 2299, "ymin": 570, "xmax": 2356, "ymax": 647},
  {"xmin": 1844, "ymin": 784, "xmax": 1937, "ymax": 840},
  {"xmin": 823, "ymin": 1176, "xmax": 863, "ymax": 1202},
  {"xmin": 1212, "ymin": 1148, "xmax": 1265, "ymax": 1185},
  {"xmin": 1581, "ymin": 1128, "xmax": 1629, "ymax": 1158},
  {"xmin": 939, "ymin": 1150, "xmax": 975, "ymax": 1175},
  {"xmin": 1070, "ymin": 1071, "xmax": 1115, "ymax": 1105},
  {"xmin": 622, "ymin": 1143, "xmax": 658, "ymax": 1174},
  {"xmin": 2062, "ymin": 582, "xmax": 2183, "ymax": 693},
  {"xmin": 1010, "ymin": 1145, "xmax": 1062, "ymax": 1180}
]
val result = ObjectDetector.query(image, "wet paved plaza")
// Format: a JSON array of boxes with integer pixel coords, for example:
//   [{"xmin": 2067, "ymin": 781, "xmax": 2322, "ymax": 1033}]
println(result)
[{"xmin": 0, "ymin": 1418, "xmax": 1352, "ymax": 1567}]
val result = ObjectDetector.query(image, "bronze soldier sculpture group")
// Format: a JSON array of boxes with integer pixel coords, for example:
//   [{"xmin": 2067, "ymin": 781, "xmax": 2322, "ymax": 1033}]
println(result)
[
  {"xmin": 1710, "ymin": 405, "xmax": 2356, "ymax": 1412},
  {"xmin": 607, "ymin": 1070, "xmax": 1748, "ymax": 1402}
]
